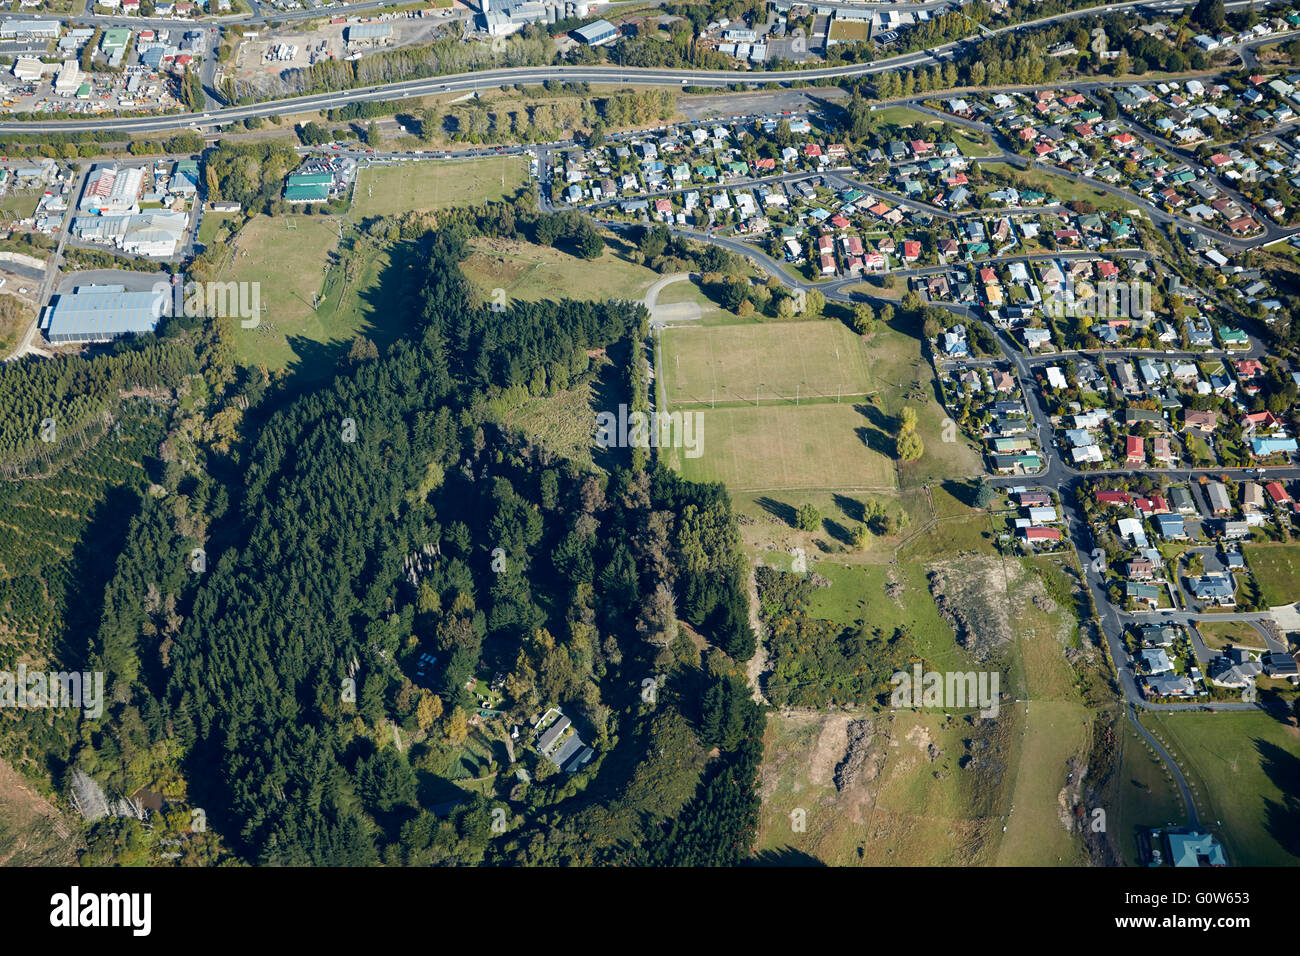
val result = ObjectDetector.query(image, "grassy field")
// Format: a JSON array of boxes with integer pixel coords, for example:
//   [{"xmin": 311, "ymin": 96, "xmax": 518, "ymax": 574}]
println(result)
[
  {"xmin": 0, "ymin": 293, "xmax": 31, "ymax": 358},
  {"xmin": 461, "ymin": 236, "xmax": 662, "ymax": 305},
  {"xmin": 754, "ymin": 550, "xmax": 1101, "ymax": 866},
  {"xmin": 868, "ymin": 107, "xmax": 996, "ymax": 156},
  {"xmin": 732, "ymin": 487, "xmax": 930, "ymax": 561},
  {"xmin": 652, "ymin": 275, "xmax": 738, "ymax": 324},
  {"xmin": 351, "ymin": 158, "xmax": 528, "ymax": 218},
  {"xmin": 1243, "ymin": 543, "xmax": 1300, "ymax": 607},
  {"xmin": 0, "ymin": 189, "xmax": 40, "ymax": 222},
  {"xmin": 755, "ymin": 552, "xmax": 1010, "ymax": 865},
  {"xmin": 801, "ymin": 558, "xmax": 972, "ymax": 670},
  {"xmin": 659, "ymin": 319, "xmax": 981, "ymax": 491},
  {"xmin": 676, "ymin": 401, "xmax": 898, "ymax": 491},
  {"xmin": 1196, "ymin": 621, "xmax": 1268, "ymax": 652},
  {"xmin": 197, "ymin": 211, "xmax": 238, "ymax": 247},
  {"xmin": 952, "ymin": 128, "xmax": 999, "ymax": 158},
  {"xmin": 661, "ymin": 320, "xmax": 877, "ymax": 407},
  {"xmin": 995, "ymin": 558, "xmax": 1094, "ymax": 865},
  {"xmin": 1147, "ymin": 710, "xmax": 1300, "ymax": 866},
  {"xmin": 216, "ymin": 215, "xmax": 408, "ymax": 377},
  {"xmin": 870, "ymin": 105, "xmax": 938, "ymax": 127},
  {"xmin": 829, "ymin": 19, "xmax": 871, "ymax": 42}
]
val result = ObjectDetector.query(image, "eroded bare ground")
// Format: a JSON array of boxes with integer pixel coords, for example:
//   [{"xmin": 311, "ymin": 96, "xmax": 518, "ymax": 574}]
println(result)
[
  {"xmin": 927, "ymin": 556, "xmax": 1015, "ymax": 662},
  {"xmin": 0, "ymin": 757, "xmax": 78, "ymax": 866},
  {"xmin": 760, "ymin": 708, "xmax": 1010, "ymax": 865}
]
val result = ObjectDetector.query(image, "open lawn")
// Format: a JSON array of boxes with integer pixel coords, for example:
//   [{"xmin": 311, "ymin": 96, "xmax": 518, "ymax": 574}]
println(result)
[
  {"xmin": 461, "ymin": 236, "xmax": 662, "ymax": 305},
  {"xmin": 756, "ymin": 709, "xmax": 1007, "ymax": 865},
  {"xmin": 829, "ymin": 18, "xmax": 871, "ymax": 42},
  {"xmin": 1196, "ymin": 621, "xmax": 1268, "ymax": 652},
  {"xmin": 197, "ymin": 211, "xmax": 238, "ymax": 247},
  {"xmin": 751, "ymin": 546, "xmax": 1106, "ymax": 866},
  {"xmin": 844, "ymin": 274, "xmax": 907, "ymax": 299},
  {"xmin": 652, "ymin": 275, "xmax": 739, "ymax": 325},
  {"xmin": 352, "ymin": 157, "xmax": 528, "ymax": 218},
  {"xmin": 676, "ymin": 401, "xmax": 898, "ymax": 491},
  {"xmin": 754, "ymin": 554, "xmax": 1019, "ymax": 865},
  {"xmin": 661, "ymin": 320, "xmax": 877, "ymax": 406},
  {"xmin": 996, "ymin": 557, "xmax": 1094, "ymax": 865},
  {"xmin": 216, "ymin": 215, "xmax": 409, "ymax": 378},
  {"xmin": 869, "ymin": 107, "xmax": 994, "ymax": 156},
  {"xmin": 658, "ymin": 319, "xmax": 981, "ymax": 491},
  {"xmin": 870, "ymin": 105, "xmax": 938, "ymax": 127},
  {"xmin": 0, "ymin": 190, "xmax": 40, "ymax": 222},
  {"xmin": 1243, "ymin": 543, "xmax": 1300, "ymax": 607},
  {"xmin": 978, "ymin": 160, "xmax": 1141, "ymax": 216},
  {"xmin": 732, "ymin": 488, "xmax": 929, "ymax": 561},
  {"xmin": 800, "ymin": 558, "xmax": 970, "ymax": 670},
  {"xmin": 1147, "ymin": 710, "xmax": 1300, "ymax": 866},
  {"xmin": 952, "ymin": 128, "xmax": 999, "ymax": 158}
]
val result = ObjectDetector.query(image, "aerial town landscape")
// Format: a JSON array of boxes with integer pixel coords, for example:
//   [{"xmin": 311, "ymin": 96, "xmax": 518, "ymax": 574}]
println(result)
[{"xmin": 0, "ymin": 0, "xmax": 1296, "ymax": 914}]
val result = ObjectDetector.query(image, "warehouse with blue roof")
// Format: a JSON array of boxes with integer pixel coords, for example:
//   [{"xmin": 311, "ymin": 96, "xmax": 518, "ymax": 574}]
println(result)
[
  {"xmin": 42, "ymin": 285, "xmax": 168, "ymax": 345},
  {"xmin": 573, "ymin": 19, "xmax": 618, "ymax": 45}
]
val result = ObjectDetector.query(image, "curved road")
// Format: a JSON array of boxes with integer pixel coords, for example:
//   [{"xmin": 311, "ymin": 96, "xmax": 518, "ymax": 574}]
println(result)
[{"xmin": 1127, "ymin": 702, "xmax": 1200, "ymax": 828}]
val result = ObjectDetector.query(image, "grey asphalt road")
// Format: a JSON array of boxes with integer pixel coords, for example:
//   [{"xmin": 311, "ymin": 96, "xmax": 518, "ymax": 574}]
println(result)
[{"xmin": 0, "ymin": 0, "xmax": 1277, "ymax": 134}]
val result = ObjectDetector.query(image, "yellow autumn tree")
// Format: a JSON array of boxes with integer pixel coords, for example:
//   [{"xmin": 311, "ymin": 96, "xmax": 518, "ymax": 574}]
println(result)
[{"xmin": 416, "ymin": 691, "xmax": 443, "ymax": 734}]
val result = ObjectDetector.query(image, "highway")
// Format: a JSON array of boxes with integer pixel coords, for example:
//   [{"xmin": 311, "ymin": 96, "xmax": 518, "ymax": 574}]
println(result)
[{"xmin": 0, "ymin": 0, "xmax": 1276, "ymax": 134}]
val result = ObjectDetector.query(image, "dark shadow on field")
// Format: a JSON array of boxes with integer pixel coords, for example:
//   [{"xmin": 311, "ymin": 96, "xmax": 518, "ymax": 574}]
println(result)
[
  {"xmin": 276, "ymin": 238, "xmax": 422, "ymax": 393},
  {"xmin": 943, "ymin": 478, "xmax": 978, "ymax": 509},
  {"xmin": 852, "ymin": 401, "xmax": 894, "ymax": 457},
  {"xmin": 589, "ymin": 342, "xmax": 629, "ymax": 472},
  {"xmin": 823, "ymin": 518, "xmax": 854, "ymax": 546},
  {"xmin": 755, "ymin": 495, "xmax": 796, "ymax": 527},
  {"xmin": 745, "ymin": 846, "xmax": 827, "ymax": 866},
  {"xmin": 929, "ymin": 369, "xmax": 946, "ymax": 407},
  {"xmin": 1256, "ymin": 738, "xmax": 1300, "ymax": 859},
  {"xmin": 833, "ymin": 492, "xmax": 864, "ymax": 524}
]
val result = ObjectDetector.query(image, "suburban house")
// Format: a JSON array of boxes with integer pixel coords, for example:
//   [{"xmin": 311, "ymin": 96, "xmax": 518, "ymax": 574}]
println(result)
[
  {"xmin": 1164, "ymin": 831, "xmax": 1226, "ymax": 866},
  {"xmin": 533, "ymin": 708, "xmax": 595, "ymax": 773},
  {"xmin": 1209, "ymin": 647, "xmax": 1261, "ymax": 686},
  {"xmin": 1140, "ymin": 648, "xmax": 1174, "ymax": 674},
  {"xmin": 1189, "ymin": 572, "xmax": 1236, "ymax": 607},
  {"xmin": 1126, "ymin": 436, "xmax": 1145, "ymax": 465},
  {"xmin": 1127, "ymin": 582, "xmax": 1160, "ymax": 608}
]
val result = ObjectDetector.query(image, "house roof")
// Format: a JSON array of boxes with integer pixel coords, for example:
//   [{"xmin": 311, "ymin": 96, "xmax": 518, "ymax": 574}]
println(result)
[{"xmin": 1168, "ymin": 831, "xmax": 1227, "ymax": 867}]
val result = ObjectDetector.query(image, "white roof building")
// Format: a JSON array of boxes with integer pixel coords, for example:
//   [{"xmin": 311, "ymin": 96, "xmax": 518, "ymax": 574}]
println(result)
[
  {"xmin": 12, "ymin": 57, "xmax": 45, "ymax": 82},
  {"xmin": 54, "ymin": 60, "xmax": 80, "ymax": 96}
]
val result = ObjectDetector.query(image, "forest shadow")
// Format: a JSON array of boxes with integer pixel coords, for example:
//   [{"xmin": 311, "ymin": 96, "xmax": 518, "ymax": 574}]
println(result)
[{"xmin": 1256, "ymin": 737, "xmax": 1300, "ymax": 859}]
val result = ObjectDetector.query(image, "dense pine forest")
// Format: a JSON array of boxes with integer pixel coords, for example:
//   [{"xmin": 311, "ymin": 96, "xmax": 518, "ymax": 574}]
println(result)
[{"xmin": 0, "ymin": 219, "xmax": 765, "ymax": 866}]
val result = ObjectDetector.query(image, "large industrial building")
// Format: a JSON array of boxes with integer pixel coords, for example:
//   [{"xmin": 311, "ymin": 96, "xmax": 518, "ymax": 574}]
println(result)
[
  {"xmin": 71, "ymin": 211, "xmax": 188, "ymax": 257},
  {"xmin": 344, "ymin": 22, "xmax": 392, "ymax": 44},
  {"xmin": 480, "ymin": 0, "xmax": 599, "ymax": 37},
  {"xmin": 41, "ymin": 285, "xmax": 169, "ymax": 345},
  {"xmin": 573, "ymin": 18, "xmax": 618, "ymax": 45},
  {"xmin": 0, "ymin": 18, "xmax": 60, "ymax": 39},
  {"xmin": 80, "ymin": 165, "xmax": 144, "ymax": 216}
]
